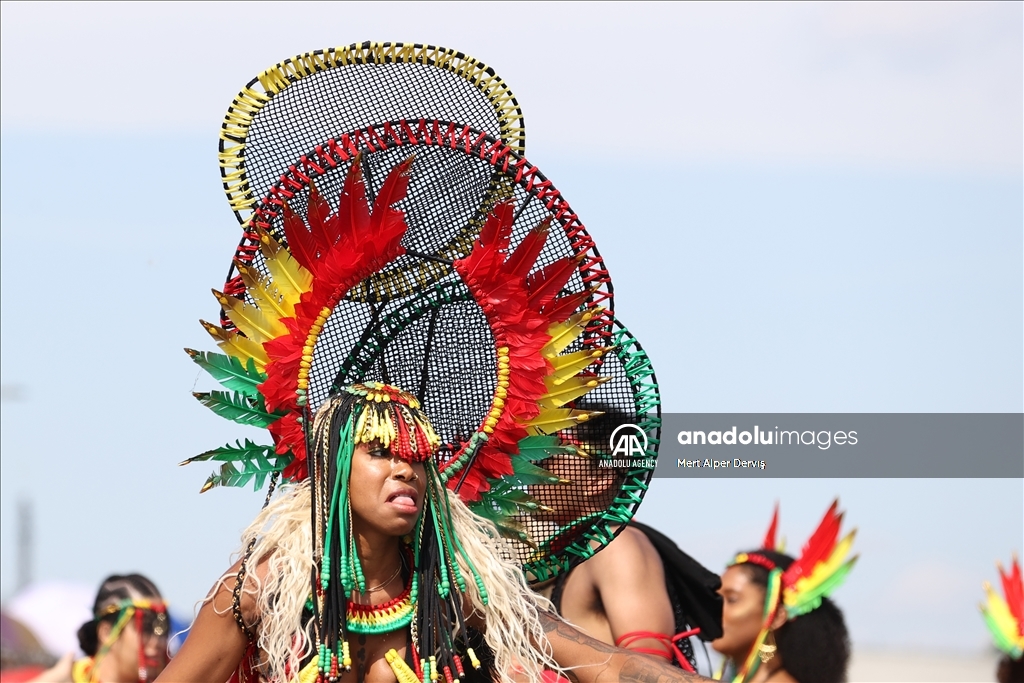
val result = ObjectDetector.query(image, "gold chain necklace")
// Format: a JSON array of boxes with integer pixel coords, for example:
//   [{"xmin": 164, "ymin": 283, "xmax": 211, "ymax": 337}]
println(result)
[{"xmin": 359, "ymin": 563, "xmax": 403, "ymax": 594}]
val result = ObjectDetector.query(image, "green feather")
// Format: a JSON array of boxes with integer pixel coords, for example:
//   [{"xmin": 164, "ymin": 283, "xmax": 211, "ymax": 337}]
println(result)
[
  {"xmin": 787, "ymin": 558, "xmax": 858, "ymax": 617},
  {"xmin": 502, "ymin": 456, "xmax": 562, "ymax": 486},
  {"xmin": 180, "ymin": 438, "xmax": 276, "ymax": 465},
  {"xmin": 467, "ymin": 497, "xmax": 534, "ymax": 545},
  {"xmin": 181, "ymin": 439, "xmax": 290, "ymax": 492},
  {"xmin": 193, "ymin": 390, "xmax": 282, "ymax": 427},
  {"xmin": 477, "ymin": 487, "xmax": 546, "ymax": 515},
  {"xmin": 200, "ymin": 459, "xmax": 287, "ymax": 492},
  {"xmin": 516, "ymin": 434, "xmax": 577, "ymax": 461},
  {"xmin": 983, "ymin": 609, "xmax": 1023, "ymax": 657},
  {"xmin": 186, "ymin": 349, "xmax": 265, "ymax": 397}
]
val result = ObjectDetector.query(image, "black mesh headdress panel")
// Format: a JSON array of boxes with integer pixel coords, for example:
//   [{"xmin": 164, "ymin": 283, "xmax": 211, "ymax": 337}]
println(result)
[
  {"xmin": 236, "ymin": 122, "xmax": 612, "ymax": 409},
  {"xmin": 219, "ymin": 42, "xmax": 525, "ymax": 225}
]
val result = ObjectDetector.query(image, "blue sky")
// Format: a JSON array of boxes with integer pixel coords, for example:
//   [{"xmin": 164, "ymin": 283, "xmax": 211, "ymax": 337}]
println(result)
[{"xmin": 1, "ymin": 0, "xmax": 1021, "ymax": 655}]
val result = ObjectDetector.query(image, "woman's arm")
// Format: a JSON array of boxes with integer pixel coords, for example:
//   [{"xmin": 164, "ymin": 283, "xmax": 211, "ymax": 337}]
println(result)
[
  {"xmin": 155, "ymin": 559, "xmax": 257, "ymax": 683},
  {"xmin": 540, "ymin": 612, "xmax": 714, "ymax": 683}
]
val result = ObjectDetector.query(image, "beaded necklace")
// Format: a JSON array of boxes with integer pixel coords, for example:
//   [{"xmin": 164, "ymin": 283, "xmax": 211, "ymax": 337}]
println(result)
[{"xmin": 346, "ymin": 569, "xmax": 418, "ymax": 635}]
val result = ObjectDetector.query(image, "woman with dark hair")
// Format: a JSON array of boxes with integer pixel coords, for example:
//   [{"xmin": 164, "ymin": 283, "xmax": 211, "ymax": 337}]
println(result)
[
  {"xmin": 30, "ymin": 574, "xmax": 169, "ymax": 683},
  {"xmin": 712, "ymin": 503, "xmax": 857, "ymax": 683}
]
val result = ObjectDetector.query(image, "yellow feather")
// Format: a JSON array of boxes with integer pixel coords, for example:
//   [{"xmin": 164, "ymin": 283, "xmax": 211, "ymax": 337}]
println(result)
[
  {"xmin": 538, "ymin": 376, "xmax": 610, "ymax": 409},
  {"xmin": 547, "ymin": 348, "xmax": 608, "ymax": 384},
  {"xmin": 200, "ymin": 320, "xmax": 268, "ymax": 369},
  {"xmin": 525, "ymin": 408, "xmax": 605, "ymax": 435},
  {"xmin": 542, "ymin": 307, "xmax": 600, "ymax": 358},
  {"xmin": 213, "ymin": 289, "xmax": 287, "ymax": 343},
  {"xmin": 983, "ymin": 582, "xmax": 1023, "ymax": 642},
  {"xmin": 257, "ymin": 227, "xmax": 312, "ymax": 298},
  {"xmin": 789, "ymin": 531, "xmax": 857, "ymax": 599},
  {"xmin": 236, "ymin": 262, "xmax": 296, "ymax": 319}
]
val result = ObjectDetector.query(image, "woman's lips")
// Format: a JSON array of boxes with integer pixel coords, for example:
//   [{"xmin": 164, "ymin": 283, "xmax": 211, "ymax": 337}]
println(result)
[{"xmin": 387, "ymin": 492, "xmax": 419, "ymax": 514}]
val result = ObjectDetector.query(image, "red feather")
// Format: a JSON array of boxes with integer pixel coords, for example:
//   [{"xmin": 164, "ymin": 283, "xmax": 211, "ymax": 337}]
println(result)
[
  {"xmin": 783, "ymin": 500, "xmax": 841, "ymax": 588},
  {"xmin": 305, "ymin": 180, "xmax": 334, "ymax": 252},
  {"xmin": 527, "ymin": 256, "xmax": 580, "ymax": 313},
  {"xmin": 1000, "ymin": 556, "xmax": 1024, "ymax": 635},
  {"xmin": 336, "ymin": 159, "xmax": 371, "ymax": 246},
  {"xmin": 480, "ymin": 200, "xmax": 515, "ymax": 249},
  {"xmin": 451, "ymin": 201, "xmax": 559, "ymax": 501},
  {"xmin": 281, "ymin": 202, "xmax": 318, "ymax": 271},
  {"xmin": 370, "ymin": 157, "xmax": 413, "ymax": 237},
  {"xmin": 542, "ymin": 290, "xmax": 591, "ymax": 322},
  {"xmin": 504, "ymin": 219, "xmax": 550, "ymax": 279},
  {"xmin": 460, "ymin": 202, "xmax": 513, "ymax": 283},
  {"xmin": 762, "ymin": 503, "xmax": 780, "ymax": 551}
]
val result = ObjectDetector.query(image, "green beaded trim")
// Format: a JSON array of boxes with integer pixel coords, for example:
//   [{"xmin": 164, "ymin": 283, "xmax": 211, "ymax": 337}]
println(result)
[{"xmin": 523, "ymin": 320, "xmax": 661, "ymax": 582}]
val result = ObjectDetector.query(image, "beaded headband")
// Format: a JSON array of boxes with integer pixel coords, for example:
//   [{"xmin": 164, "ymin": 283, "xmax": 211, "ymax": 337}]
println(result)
[
  {"xmin": 96, "ymin": 598, "xmax": 167, "ymax": 619},
  {"xmin": 342, "ymin": 382, "xmax": 440, "ymax": 462}
]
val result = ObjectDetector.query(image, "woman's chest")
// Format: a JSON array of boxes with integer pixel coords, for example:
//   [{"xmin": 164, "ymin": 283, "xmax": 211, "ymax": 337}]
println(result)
[{"xmin": 339, "ymin": 631, "xmax": 409, "ymax": 683}]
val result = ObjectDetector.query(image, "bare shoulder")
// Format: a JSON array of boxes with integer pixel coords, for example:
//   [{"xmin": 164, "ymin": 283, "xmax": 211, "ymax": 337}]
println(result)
[
  {"xmin": 590, "ymin": 526, "xmax": 661, "ymax": 569},
  {"xmin": 208, "ymin": 549, "xmax": 275, "ymax": 628},
  {"xmin": 583, "ymin": 526, "xmax": 665, "ymax": 592}
]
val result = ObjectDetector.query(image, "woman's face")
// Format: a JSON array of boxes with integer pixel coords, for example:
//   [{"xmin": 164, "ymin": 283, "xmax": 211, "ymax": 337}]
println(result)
[
  {"xmin": 348, "ymin": 441, "xmax": 427, "ymax": 538},
  {"xmin": 99, "ymin": 610, "xmax": 168, "ymax": 682},
  {"xmin": 712, "ymin": 565, "xmax": 768, "ymax": 662}
]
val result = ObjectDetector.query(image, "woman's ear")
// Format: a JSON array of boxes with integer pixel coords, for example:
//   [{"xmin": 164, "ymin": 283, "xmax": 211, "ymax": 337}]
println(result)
[
  {"xmin": 770, "ymin": 606, "xmax": 788, "ymax": 631},
  {"xmin": 96, "ymin": 619, "xmax": 113, "ymax": 643}
]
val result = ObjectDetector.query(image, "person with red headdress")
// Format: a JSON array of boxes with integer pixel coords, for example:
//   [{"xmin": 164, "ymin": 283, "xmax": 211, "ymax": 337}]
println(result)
[{"xmin": 712, "ymin": 502, "xmax": 857, "ymax": 683}]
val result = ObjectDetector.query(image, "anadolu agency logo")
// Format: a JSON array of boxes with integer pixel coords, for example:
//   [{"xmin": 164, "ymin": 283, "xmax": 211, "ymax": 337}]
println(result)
[{"xmin": 598, "ymin": 424, "xmax": 656, "ymax": 469}]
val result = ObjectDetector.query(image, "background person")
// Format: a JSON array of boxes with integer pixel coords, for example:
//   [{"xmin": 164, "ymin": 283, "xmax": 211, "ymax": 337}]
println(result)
[
  {"xmin": 712, "ymin": 503, "xmax": 855, "ymax": 683},
  {"xmin": 30, "ymin": 574, "xmax": 169, "ymax": 683},
  {"xmin": 533, "ymin": 446, "xmax": 721, "ymax": 675}
]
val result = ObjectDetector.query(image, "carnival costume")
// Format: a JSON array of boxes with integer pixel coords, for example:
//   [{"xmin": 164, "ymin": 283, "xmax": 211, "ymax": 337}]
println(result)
[
  {"xmin": 722, "ymin": 502, "xmax": 857, "ymax": 683},
  {"xmin": 183, "ymin": 43, "xmax": 663, "ymax": 683},
  {"xmin": 982, "ymin": 554, "xmax": 1024, "ymax": 662}
]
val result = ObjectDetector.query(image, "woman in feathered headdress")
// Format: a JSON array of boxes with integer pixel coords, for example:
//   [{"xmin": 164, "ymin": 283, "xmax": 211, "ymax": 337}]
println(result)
[
  {"xmin": 157, "ymin": 40, "xmax": 718, "ymax": 683},
  {"xmin": 159, "ymin": 383, "xmax": 563, "ymax": 682},
  {"xmin": 711, "ymin": 503, "xmax": 856, "ymax": 683},
  {"xmin": 156, "ymin": 382, "xmax": 717, "ymax": 683}
]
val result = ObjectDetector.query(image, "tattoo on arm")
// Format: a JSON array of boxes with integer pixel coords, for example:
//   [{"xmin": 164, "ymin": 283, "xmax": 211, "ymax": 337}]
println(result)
[
  {"xmin": 539, "ymin": 612, "xmax": 619, "ymax": 655},
  {"xmin": 539, "ymin": 612, "xmax": 710, "ymax": 683},
  {"xmin": 619, "ymin": 658, "xmax": 708, "ymax": 683}
]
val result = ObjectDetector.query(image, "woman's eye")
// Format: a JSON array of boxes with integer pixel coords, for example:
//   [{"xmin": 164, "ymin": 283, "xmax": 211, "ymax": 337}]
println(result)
[{"xmin": 369, "ymin": 449, "xmax": 387, "ymax": 458}]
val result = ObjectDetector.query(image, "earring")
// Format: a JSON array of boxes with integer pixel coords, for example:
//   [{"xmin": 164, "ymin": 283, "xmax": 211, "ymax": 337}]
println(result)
[{"xmin": 758, "ymin": 630, "xmax": 777, "ymax": 663}]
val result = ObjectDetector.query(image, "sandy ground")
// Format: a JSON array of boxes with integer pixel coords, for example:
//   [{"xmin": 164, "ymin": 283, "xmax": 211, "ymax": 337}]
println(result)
[{"xmin": 848, "ymin": 649, "xmax": 1001, "ymax": 683}]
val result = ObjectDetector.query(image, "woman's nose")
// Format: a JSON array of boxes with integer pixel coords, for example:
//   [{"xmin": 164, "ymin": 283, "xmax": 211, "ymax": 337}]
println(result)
[
  {"xmin": 392, "ymin": 457, "xmax": 414, "ymax": 480},
  {"xmin": 144, "ymin": 634, "xmax": 166, "ymax": 657}
]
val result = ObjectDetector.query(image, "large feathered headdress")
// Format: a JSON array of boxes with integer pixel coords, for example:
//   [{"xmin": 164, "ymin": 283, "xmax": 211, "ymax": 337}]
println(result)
[{"xmin": 184, "ymin": 41, "xmax": 662, "ymax": 586}]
